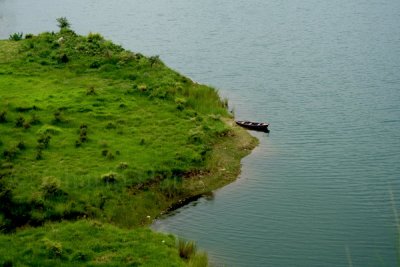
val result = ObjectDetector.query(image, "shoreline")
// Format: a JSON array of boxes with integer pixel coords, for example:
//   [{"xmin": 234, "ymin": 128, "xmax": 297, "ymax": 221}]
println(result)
[
  {"xmin": 0, "ymin": 24, "xmax": 257, "ymax": 266},
  {"xmin": 156, "ymin": 119, "xmax": 258, "ymax": 218}
]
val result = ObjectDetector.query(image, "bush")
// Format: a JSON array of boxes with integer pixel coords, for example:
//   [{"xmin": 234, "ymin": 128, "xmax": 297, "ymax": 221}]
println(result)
[
  {"xmin": 57, "ymin": 53, "xmax": 69, "ymax": 64},
  {"xmin": 86, "ymin": 86, "xmax": 96, "ymax": 95},
  {"xmin": 149, "ymin": 55, "xmax": 160, "ymax": 67},
  {"xmin": 9, "ymin": 32, "xmax": 23, "ymax": 41},
  {"xmin": 15, "ymin": 115, "xmax": 25, "ymax": 127},
  {"xmin": 79, "ymin": 125, "xmax": 88, "ymax": 143},
  {"xmin": 23, "ymin": 121, "xmax": 31, "ymax": 129},
  {"xmin": 89, "ymin": 60, "xmax": 102, "ymax": 69},
  {"xmin": 56, "ymin": 17, "xmax": 70, "ymax": 29},
  {"xmin": 117, "ymin": 162, "xmax": 128, "ymax": 170},
  {"xmin": 0, "ymin": 111, "xmax": 7, "ymax": 123},
  {"xmin": 87, "ymin": 32, "xmax": 104, "ymax": 43},
  {"xmin": 43, "ymin": 238, "xmax": 63, "ymax": 258},
  {"xmin": 35, "ymin": 149, "xmax": 43, "ymax": 160},
  {"xmin": 160, "ymin": 178, "xmax": 184, "ymax": 199},
  {"xmin": 101, "ymin": 149, "xmax": 108, "ymax": 157},
  {"xmin": 25, "ymin": 33, "xmax": 34, "ymax": 39},
  {"xmin": 178, "ymin": 239, "xmax": 197, "ymax": 260},
  {"xmin": 105, "ymin": 122, "xmax": 116, "ymax": 129},
  {"xmin": 40, "ymin": 176, "xmax": 63, "ymax": 197},
  {"xmin": 37, "ymin": 134, "xmax": 51, "ymax": 149},
  {"xmin": 29, "ymin": 114, "xmax": 41, "ymax": 125},
  {"xmin": 106, "ymin": 151, "xmax": 115, "ymax": 160},
  {"xmin": 53, "ymin": 111, "xmax": 62, "ymax": 123},
  {"xmin": 16, "ymin": 141, "xmax": 26, "ymax": 150},
  {"xmin": 75, "ymin": 140, "xmax": 82, "ymax": 147},
  {"xmin": 101, "ymin": 172, "xmax": 118, "ymax": 184},
  {"xmin": 3, "ymin": 146, "xmax": 19, "ymax": 161},
  {"xmin": 175, "ymin": 97, "xmax": 187, "ymax": 111}
]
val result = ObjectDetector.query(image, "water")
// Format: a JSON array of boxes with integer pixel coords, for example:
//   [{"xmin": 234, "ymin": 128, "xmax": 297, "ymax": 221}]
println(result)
[{"xmin": 1, "ymin": 1, "xmax": 400, "ymax": 266}]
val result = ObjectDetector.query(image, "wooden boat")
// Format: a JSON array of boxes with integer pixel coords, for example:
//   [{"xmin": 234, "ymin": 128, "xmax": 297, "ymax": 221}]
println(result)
[{"xmin": 235, "ymin": 120, "xmax": 269, "ymax": 132}]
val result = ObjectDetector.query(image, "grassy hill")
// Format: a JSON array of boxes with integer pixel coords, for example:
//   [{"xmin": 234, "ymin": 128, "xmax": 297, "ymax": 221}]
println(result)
[{"xmin": 0, "ymin": 19, "xmax": 257, "ymax": 266}]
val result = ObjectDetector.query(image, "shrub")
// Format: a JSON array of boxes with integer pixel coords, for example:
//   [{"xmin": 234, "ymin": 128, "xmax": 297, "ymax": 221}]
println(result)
[
  {"xmin": 40, "ymin": 176, "xmax": 63, "ymax": 197},
  {"xmin": 0, "ymin": 163, "xmax": 13, "ymax": 170},
  {"xmin": 79, "ymin": 126, "xmax": 88, "ymax": 143},
  {"xmin": 16, "ymin": 141, "xmax": 26, "ymax": 150},
  {"xmin": 160, "ymin": 178, "xmax": 184, "ymax": 199},
  {"xmin": 43, "ymin": 238, "xmax": 63, "ymax": 258},
  {"xmin": 188, "ymin": 130, "xmax": 205, "ymax": 145},
  {"xmin": 87, "ymin": 32, "xmax": 104, "ymax": 43},
  {"xmin": 149, "ymin": 55, "xmax": 160, "ymax": 67},
  {"xmin": 3, "ymin": 146, "xmax": 18, "ymax": 161},
  {"xmin": 25, "ymin": 33, "xmax": 34, "ymax": 39},
  {"xmin": 56, "ymin": 17, "xmax": 70, "ymax": 29},
  {"xmin": 101, "ymin": 172, "xmax": 118, "ymax": 183},
  {"xmin": 23, "ymin": 121, "xmax": 31, "ymax": 129},
  {"xmin": 15, "ymin": 115, "xmax": 25, "ymax": 127},
  {"xmin": 35, "ymin": 149, "xmax": 43, "ymax": 160},
  {"xmin": 117, "ymin": 162, "xmax": 128, "ymax": 170},
  {"xmin": 72, "ymin": 251, "xmax": 88, "ymax": 261},
  {"xmin": 101, "ymin": 149, "xmax": 108, "ymax": 157},
  {"xmin": 0, "ymin": 259, "xmax": 13, "ymax": 267},
  {"xmin": 86, "ymin": 86, "xmax": 96, "ymax": 95},
  {"xmin": 9, "ymin": 32, "xmax": 23, "ymax": 41},
  {"xmin": 178, "ymin": 239, "xmax": 197, "ymax": 260},
  {"xmin": 75, "ymin": 140, "xmax": 82, "ymax": 147},
  {"xmin": 106, "ymin": 151, "xmax": 115, "ymax": 160},
  {"xmin": 57, "ymin": 53, "xmax": 69, "ymax": 64},
  {"xmin": 29, "ymin": 114, "xmax": 41, "ymax": 125},
  {"xmin": 0, "ymin": 111, "xmax": 7, "ymax": 123},
  {"xmin": 175, "ymin": 97, "xmax": 187, "ymax": 111},
  {"xmin": 37, "ymin": 134, "xmax": 51, "ymax": 149},
  {"xmin": 105, "ymin": 122, "xmax": 116, "ymax": 129},
  {"xmin": 89, "ymin": 60, "xmax": 102, "ymax": 69}
]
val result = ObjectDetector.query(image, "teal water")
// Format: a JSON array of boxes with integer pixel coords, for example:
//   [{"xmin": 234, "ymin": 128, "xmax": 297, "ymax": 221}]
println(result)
[{"xmin": 1, "ymin": 1, "xmax": 400, "ymax": 266}]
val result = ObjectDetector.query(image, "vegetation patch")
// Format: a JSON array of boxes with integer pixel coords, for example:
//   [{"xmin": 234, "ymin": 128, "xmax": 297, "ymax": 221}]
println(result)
[{"xmin": 0, "ymin": 18, "xmax": 257, "ymax": 266}]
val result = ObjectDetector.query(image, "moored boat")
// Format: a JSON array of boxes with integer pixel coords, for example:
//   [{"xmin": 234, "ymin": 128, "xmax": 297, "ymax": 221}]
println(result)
[{"xmin": 235, "ymin": 120, "xmax": 269, "ymax": 132}]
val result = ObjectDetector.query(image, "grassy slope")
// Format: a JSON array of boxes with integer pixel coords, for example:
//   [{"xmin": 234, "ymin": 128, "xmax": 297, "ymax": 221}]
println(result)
[
  {"xmin": 0, "ymin": 220, "xmax": 185, "ymax": 266},
  {"xmin": 0, "ymin": 27, "xmax": 257, "ymax": 266}
]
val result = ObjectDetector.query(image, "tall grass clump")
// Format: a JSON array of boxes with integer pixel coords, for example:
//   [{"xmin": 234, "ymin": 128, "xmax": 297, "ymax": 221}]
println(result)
[
  {"xmin": 9, "ymin": 32, "xmax": 23, "ymax": 41},
  {"xmin": 189, "ymin": 252, "xmax": 209, "ymax": 267},
  {"xmin": 160, "ymin": 178, "xmax": 185, "ymax": 199},
  {"xmin": 178, "ymin": 238, "xmax": 197, "ymax": 260}
]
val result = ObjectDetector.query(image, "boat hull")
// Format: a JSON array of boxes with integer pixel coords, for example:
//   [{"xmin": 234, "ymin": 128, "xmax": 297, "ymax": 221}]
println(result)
[{"xmin": 235, "ymin": 121, "xmax": 269, "ymax": 132}]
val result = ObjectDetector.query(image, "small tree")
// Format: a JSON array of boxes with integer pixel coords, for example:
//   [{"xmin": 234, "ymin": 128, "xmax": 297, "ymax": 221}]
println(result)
[
  {"xmin": 56, "ymin": 17, "xmax": 70, "ymax": 29},
  {"xmin": 149, "ymin": 55, "xmax": 160, "ymax": 67}
]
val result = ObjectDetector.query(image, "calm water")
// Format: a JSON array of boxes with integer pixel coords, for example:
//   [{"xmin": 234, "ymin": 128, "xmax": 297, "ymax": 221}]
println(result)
[{"xmin": 1, "ymin": 1, "xmax": 400, "ymax": 266}]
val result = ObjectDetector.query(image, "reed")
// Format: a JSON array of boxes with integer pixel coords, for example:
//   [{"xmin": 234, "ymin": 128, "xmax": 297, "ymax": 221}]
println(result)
[{"xmin": 178, "ymin": 238, "xmax": 197, "ymax": 260}]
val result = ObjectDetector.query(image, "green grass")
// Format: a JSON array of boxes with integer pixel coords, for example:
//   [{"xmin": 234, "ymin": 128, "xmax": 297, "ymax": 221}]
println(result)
[
  {"xmin": 0, "ymin": 220, "xmax": 185, "ymax": 266},
  {"xmin": 0, "ymin": 20, "xmax": 257, "ymax": 266}
]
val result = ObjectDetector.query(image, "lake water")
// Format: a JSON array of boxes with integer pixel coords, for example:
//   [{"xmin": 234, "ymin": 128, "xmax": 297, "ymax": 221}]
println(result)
[{"xmin": 1, "ymin": 1, "xmax": 400, "ymax": 266}]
